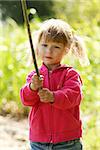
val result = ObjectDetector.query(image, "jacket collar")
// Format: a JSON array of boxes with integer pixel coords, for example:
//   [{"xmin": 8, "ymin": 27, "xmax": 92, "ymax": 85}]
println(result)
[{"xmin": 39, "ymin": 62, "xmax": 70, "ymax": 74}]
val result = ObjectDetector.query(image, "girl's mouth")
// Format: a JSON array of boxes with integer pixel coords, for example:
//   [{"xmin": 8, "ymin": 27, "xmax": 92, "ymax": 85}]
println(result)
[{"xmin": 45, "ymin": 56, "xmax": 52, "ymax": 59}]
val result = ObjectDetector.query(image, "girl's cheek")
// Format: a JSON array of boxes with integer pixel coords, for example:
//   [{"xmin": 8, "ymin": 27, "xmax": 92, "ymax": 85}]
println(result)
[
  {"xmin": 40, "ymin": 50, "xmax": 44, "ymax": 56},
  {"xmin": 38, "ymin": 50, "xmax": 44, "ymax": 58}
]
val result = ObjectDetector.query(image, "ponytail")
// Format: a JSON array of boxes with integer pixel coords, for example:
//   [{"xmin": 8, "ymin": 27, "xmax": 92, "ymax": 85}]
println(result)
[{"xmin": 70, "ymin": 35, "xmax": 90, "ymax": 66}]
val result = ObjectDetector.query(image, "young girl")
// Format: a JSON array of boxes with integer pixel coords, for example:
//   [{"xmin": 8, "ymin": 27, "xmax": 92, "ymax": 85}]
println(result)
[{"xmin": 20, "ymin": 19, "xmax": 89, "ymax": 150}]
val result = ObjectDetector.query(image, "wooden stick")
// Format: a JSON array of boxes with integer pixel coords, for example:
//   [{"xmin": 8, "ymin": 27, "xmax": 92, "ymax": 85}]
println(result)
[{"xmin": 21, "ymin": 0, "xmax": 40, "ymax": 77}]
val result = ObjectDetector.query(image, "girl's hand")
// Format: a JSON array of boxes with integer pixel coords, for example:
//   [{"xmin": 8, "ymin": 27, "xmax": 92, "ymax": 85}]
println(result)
[
  {"xmin": 38, "ymin": 88, "xmax": 54, "ymax": 103},
  {"xmin": 30, "ymin": 73, "xmax": 43, "ymax": 91}
]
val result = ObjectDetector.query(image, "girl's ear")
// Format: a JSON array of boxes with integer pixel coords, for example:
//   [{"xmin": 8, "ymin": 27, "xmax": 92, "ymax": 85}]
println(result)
[{"xmin": 65, "ymin": 47, "xmax": 70, "ymax": 54}]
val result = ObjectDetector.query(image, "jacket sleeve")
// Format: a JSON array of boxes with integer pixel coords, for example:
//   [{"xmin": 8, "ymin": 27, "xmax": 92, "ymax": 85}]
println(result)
[
  {"xmin": 52, "ymin": 69, "xmax": 83, "ymax": 110},
  {"xmin": 20, "ymin": 71, "xmax": 40, "ymax": 106}
]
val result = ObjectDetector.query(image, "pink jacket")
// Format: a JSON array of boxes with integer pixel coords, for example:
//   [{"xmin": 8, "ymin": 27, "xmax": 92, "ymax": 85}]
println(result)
[{"xmin": 20, "ymin": 63, "xmax": 83, "ymax": 143}]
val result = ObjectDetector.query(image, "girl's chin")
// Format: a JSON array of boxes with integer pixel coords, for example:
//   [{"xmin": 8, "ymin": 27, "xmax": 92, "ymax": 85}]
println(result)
[{"xmin": 44, "ymin": 63, "xmax": 61, "ymax": 70}]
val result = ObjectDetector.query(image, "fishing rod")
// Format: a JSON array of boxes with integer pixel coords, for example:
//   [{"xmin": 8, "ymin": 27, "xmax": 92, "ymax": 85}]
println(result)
[{"xmin": 21, "ymin": 0, "xmax": 40, "ymax": 77}]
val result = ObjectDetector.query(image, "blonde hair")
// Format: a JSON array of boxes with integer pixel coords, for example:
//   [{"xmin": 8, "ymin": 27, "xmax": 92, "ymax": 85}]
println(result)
[{"xmin": 33, "ymin": 18, "xmax": 89, "ymax": 66}]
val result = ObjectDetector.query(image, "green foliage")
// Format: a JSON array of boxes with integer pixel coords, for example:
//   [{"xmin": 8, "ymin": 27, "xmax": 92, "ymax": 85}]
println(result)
[
  {"xmin": 0, "ymin": 18, "xmax": 34, "ymax": 117},
  {"xmin": 0, "ymin": 0, "xmax": 54, "ymax": 24}
]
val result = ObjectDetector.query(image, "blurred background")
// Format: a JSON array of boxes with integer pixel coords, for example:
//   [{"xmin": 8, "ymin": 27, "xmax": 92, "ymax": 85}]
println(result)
[{"xmin": 0, "ymin": 0, "xmax": 100, "ymax": 150}]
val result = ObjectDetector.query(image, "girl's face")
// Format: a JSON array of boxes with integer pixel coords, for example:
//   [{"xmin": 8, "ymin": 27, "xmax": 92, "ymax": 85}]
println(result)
[{"xmin": 38, "ymin": 37, "xmax": 68, "ymax": 70}]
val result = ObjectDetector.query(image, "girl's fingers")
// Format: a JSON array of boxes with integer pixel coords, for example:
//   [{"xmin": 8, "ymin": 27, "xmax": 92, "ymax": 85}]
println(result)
[
  {"xmin": 38, "ymin": 88, "xmax": 54, "ymax": 103},
  {"xmin": 38, "ymin": 89, "xmax": 49, "ymax": 102},
  {"xmin": 32, "ymin": 74, "xmax": 43, "ymax": 82}
]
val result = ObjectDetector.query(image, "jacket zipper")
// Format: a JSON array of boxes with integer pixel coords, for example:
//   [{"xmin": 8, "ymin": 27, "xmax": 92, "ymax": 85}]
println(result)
[
  {"xmin": 48, "ymin": 71, "xmax": 53, "ymax": 143},
  {"xmin": 50, "ymin": 104, "xmax": 53, "ymax": 143}
]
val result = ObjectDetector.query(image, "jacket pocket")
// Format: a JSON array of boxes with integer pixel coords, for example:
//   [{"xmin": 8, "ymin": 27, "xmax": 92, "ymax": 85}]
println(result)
[
  {"xmin": 29, "ymin": 104, "xmax": 50, "ymax": 133},
  {"xmin": 29, "ymin": 104, "xmax": 40, "ymax": 127},
  {"xmin": 63, "ymin": 110, "xmax": 81, "ymax": 130},
  {"xmin": 54, "ymin": 109, "xmax": 81, "ymax": 133}
]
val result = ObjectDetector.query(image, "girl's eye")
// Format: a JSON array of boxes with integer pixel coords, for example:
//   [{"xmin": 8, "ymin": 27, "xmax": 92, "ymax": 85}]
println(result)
[
  {"xmin": 54, "ymin": 46, "xmax": 60, "ymax": 49},
  {"xmin": 41, "ymin": 44, "xmax": 48, "ymax": 47}
]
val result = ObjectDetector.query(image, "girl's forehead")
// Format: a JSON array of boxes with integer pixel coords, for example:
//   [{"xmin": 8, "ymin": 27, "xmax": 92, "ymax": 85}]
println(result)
[
  {"xmin": 39, "ymin": 34, "xmax": 66, "ymax": 46},
  {"xmin": 40, "ymin": 37, "xmax": 64, "ymax": 46}
]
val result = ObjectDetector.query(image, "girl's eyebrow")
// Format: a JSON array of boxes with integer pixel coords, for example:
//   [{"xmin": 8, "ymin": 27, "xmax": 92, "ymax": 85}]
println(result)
[{"xmin": 53, "ymin": 43, "xmax": 64, "ymax": 47}]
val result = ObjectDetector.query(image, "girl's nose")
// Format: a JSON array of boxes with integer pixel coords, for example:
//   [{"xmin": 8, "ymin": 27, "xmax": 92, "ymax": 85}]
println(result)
[{"xmin": 46, "ymin": 46, "xmax": 52, "ymax": 53}]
